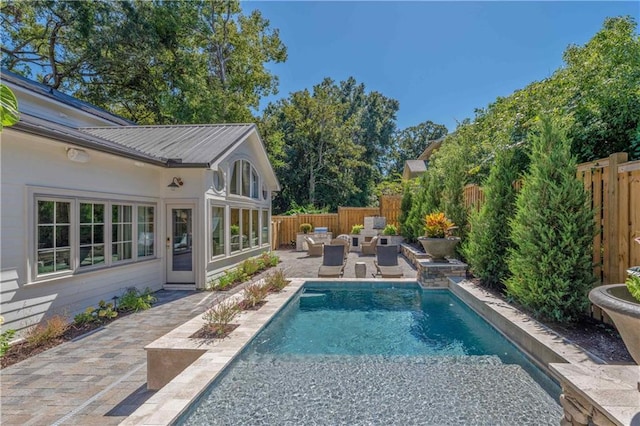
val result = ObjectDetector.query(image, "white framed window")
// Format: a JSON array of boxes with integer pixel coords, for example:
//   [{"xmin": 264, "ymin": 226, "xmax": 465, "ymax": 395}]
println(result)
[
  {"xmin": 230, "ymin": 160, "xmax": 260, "ymax": 199},
  {"xmin": 36, "ymin": 198, "xmax": 72, "ymax": 275},
  {"xmin": 79, "ymin": 202, "xmax": 106, "ymax": 268},
  {"xmin": 211, "ymin": 205, "xmax": 225, "ymax": 258},
  {"xmin": 33, "ymin": 195, "xmax": 156, "ymax": 279},
  {"xmin": 112, "ymin": 204, "xmax": 133, "ymax": 262},
  {"xmin": 261, "ymin": 209, "xmax": 269, "ymax": 246}
]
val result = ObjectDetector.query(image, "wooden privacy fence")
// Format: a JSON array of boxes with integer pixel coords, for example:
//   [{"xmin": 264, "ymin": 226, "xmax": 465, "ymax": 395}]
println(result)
[
  {"xmin": 463, "ymin": 152, "xmax": 640, "ymax": 286},
  {"xmin": 271, "ymin": 195, "xmax": 402, "ymax": 249}
]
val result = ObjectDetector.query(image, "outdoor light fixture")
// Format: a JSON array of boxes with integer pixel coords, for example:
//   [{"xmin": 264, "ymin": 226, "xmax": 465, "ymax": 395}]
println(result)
[
  {"xmin": 66, "ymin": 148, "xmax": 90, "ymax": 163},
  {"xmin": 168, "ymin": 177, "xmax": 184, "ymax": 190}
]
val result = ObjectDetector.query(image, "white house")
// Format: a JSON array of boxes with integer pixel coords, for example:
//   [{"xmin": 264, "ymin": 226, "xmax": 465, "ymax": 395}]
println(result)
[{"xmin": 0, "ymin": 70, "xmax": 280, "ymax": 333}]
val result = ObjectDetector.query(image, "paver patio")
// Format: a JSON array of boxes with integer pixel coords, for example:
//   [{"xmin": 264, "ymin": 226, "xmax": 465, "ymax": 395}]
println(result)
[{"xmin": 0, "ymin": 249, "xmax": 417, "ymax": 425}]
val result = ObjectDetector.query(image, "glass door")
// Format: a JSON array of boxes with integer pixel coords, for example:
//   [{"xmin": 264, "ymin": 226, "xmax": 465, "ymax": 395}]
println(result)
[{"xmin": 167, "ymin": 206, "xmax": 195, "ymax": 283}]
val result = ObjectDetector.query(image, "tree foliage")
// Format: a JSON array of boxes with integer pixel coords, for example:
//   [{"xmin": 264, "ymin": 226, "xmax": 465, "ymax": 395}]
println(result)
[
  {"xmin": 1, "ymin": 0, "xmax": 286, "ymax": 124},
  {"xmin": 462, "ymin": 148, "xmax": 520, "ymax": 290},
  {"xmin": 260, "ymin": 77, "xmax": 398, "ymax": 213},
  {"xmin": 506, "ymin": 117, "xmax": 595, "ymax": 323}
]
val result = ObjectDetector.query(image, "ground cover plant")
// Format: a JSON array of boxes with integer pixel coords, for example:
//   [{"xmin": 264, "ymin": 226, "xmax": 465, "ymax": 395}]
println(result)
[{"xmin": 1, "ymin": 286, "xmax": 159, "ymax": 369}]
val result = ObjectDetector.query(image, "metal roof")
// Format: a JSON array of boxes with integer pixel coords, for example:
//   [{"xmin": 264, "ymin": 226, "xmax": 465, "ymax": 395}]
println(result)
[
  {"xmin": 14, "ymin": 113, "xmax": 166, "ymax": 166},
  {"xmin": 80, "ymin": 124, "xmax": 256, "ymax": 167},
  {"xmin": 1, "ymin": 68, "xmax": 135, "ymax": 126}
]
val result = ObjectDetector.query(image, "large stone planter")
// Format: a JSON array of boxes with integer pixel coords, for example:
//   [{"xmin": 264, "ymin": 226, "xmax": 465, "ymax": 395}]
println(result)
[
  {"xmin": 589, "ymin": 284, "xmax": 640, "ymax": 365},
  {"xmin": 417, "ymin": 237, "xmax": 461, "ymax": 263}
]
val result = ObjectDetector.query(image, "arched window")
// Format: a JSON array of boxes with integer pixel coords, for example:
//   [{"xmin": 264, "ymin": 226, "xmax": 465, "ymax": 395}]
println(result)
[{"xmin": 230, "ymin": 160, "xmax": 259, "ymax": 199}]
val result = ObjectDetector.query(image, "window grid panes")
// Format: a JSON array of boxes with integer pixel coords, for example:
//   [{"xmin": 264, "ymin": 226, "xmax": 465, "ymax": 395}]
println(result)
[
  {"xmin": 230, "ymin": 162, "xmax": 239, "ymax": 195},
  {"xmin": 241, "ymin": 161, "xmax": 251, "ymax": 197},
  {"xmin": 79, "ymin": 202, "xmax": 105, "ymax": 268},
  {"xmin": 251, "ymin": 210, "xmax": 259, "ymax": 247},
  {"xmin": 230, "ymin": 208, "xmax": 241, "ymax": 252},
  {"xmin": 231, "ymin": 160, "xmax": 260, "ymax": 200},
  {"xmin": 112, "ymin": 204, "xmax": 133, "ymax": 262},
  {"xmin": 211, "ymin": 206, "xmax": 225, "ymax": 257},
  {"xmin": 137, "ymin": 206, "xmax": 154, "ymax": 258},
  {"xmin": 261, "ymin": 210, "xmax": 269, "ymax": 245},
  {"xmin": 37, "ymin": 200, "xmax": 71, "ymax": 275},
  {"xmin": 251, "ymin": 169, "xmax": 259, "ymax": 199}
]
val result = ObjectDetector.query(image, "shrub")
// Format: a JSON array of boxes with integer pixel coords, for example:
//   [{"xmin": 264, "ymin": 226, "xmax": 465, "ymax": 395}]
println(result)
[
  {"xmin": 265, "ymin": 269, "xmax": 288, "ymax": 292},
  {"xmin": 382, "ymin": 224, "xmax": 398, "ymax": 236},
  {"xmin": 350, "ymin": 224, "xmax": 364, "ymax": 234},
  {"xmin": 398, "ymin": 186, "xmax": 414, "ymax": 240},
  {"xmin": 242, "ymin": 282, "xmax": 269, "ymax": 308},
  {"xmin": 423, "ymin": 212, "xmax": 455, "ymax": 238},
  {"xmin": 506, "ymin": 117, "xmax": 596, "ymax": 323},
  {"xmin": 240, "ymin": 258, "xmax": 260, "ymax": 276},
  {"xmin": 0, "ymin": 316, "xmax": 16, "ymax": 357},
  {"xmin": 299, "ymin": 223, "xmax": 313, "ymax": 234},
  {"xmin": 202, "ymin": 298, "xmax": 240, "ymax": 336},
  {"xmin": 462, "ymin": 148, "xmax": 519, "ymax": 290},
  {"xmin": 118, "ymin": 287, "xmax": 157, "ymax": 312},
  {"xmin": 74, "ymin": 308, "xmax": 96, "ymax": 326},
  {"xmin": 25, "ymin": 315, "xmax": 69, "ymax": 347},
  {"xmin": 626, "ymin": 275, "xmax": 640, "ymax": 302}
]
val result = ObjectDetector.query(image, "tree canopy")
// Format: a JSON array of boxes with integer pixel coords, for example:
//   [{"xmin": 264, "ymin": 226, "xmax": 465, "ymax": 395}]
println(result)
[{"xmin": 1, "ymin": 0, "xmax": 287, "ymax": 124}]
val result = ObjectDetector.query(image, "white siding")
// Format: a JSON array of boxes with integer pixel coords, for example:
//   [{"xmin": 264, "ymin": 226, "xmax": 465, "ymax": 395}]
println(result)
[{"xmin": 1, "ymin": 131, "xmax": 164, "ymax": 333}]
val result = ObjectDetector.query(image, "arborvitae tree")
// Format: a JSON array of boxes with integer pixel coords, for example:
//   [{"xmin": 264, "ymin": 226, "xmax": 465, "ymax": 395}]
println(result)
[
  {"xmin": 462, "ymin": 148, "xmax": 519, "ymax": 290},
  {"xmin": 506, "ymin": 117, "xmax": 595, "ymax": 323},
  {"xmin": 398, "ymin": 181, "xmax": 416, "ymax": 240},
  {"xmin": 405, "ymin": 169, "xmax": 443, "ymax": 241}
]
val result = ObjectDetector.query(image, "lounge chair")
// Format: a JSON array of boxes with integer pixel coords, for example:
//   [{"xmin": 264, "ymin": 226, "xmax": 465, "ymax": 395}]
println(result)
[
  {"xmin": 318, "ymin": 244, "xmax": 346, "ymax": 278},
  {"xmin": 360, "ymin": 235, "xmax": 379, "ymax": 255},
  {"xmin": 304, "ymin": 236, "xmax": 324, "ymax": 257},
  {"xmin": 374, "ymin": 244, "xmax": 404, "ymax": 278},
  {"xmin": 330, "ymin": 238, "xmax": 349, "ymax": 259}
]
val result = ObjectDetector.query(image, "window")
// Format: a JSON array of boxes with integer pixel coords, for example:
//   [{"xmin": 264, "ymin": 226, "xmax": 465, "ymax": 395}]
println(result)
[
  {"xmin": 137, "ymin": 206, "xmax": 155, "ymax": 258},
  {"xmin": 251, "ymin": 210, "xmax": 259, "ymax": 247},
  {"xmin": 261, "ymin": 210, "xmax": 269, "ymax": 245},
  {"xmin": 230, "ymin": 208, "xmax": 241, "ymax": 253},
  {"xmin": 34, "ymin": 196, "xmax": 156, "ymax": 279},
  {"xmin": 79, "ymin": 202, "xmax": 105, "ymax": 268},
  {"xmin": 112, "ymin": 204, "xmax": 133, "ymax": 262},
  {"xmin": 242, "ymin": 209, "xmax": 250, "ymax": 249},
  {"xmin": 37, "ymin": 199, "xmax": 71, "ymax": 275},
  {"xmin": 230, "ymin": 160, "xmax": 260, "ymax": 199},
  {"xmin": 211, "ymin": 206, "xmax": 225, "ymax": 257}
]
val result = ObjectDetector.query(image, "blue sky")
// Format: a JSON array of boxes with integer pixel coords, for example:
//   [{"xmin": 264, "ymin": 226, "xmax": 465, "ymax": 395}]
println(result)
[{"xmin": 245, "ymin": 1, "xmax": 639, "ymax": 132}]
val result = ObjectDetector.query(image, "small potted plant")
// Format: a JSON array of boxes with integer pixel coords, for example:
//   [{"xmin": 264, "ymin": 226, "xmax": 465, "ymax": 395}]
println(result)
[
  {"xmin": 299, "ymin": 223, "xmax": 313, "ymax": 234},
  {"xmin": 351, "ymin": 224, "xmax": 364, "ymax": 234},
  {"xmin": 380, "ymin": 224, "xmax": 404, "ymax": 253},
  {"xmin": 417, "ymin": 212, "xmax": 460, "ymax": 263}
]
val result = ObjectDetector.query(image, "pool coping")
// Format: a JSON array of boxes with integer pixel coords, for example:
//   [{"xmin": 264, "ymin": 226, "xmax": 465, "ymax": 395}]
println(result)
[{"xmin": 120, "ymin": 277, "xmax": 631, "ymax": 425}]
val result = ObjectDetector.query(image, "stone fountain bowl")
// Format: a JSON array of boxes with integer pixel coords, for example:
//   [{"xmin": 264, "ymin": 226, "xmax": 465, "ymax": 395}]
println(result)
[{"xmin": 589, "ymin": 284, "xmax": 640, "ymax": 365}]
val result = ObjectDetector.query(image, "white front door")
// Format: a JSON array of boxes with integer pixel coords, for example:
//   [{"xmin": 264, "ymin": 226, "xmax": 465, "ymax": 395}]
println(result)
[{"xmin": 166, "ymin": 205, "xmax": 195, "ymax": 283}]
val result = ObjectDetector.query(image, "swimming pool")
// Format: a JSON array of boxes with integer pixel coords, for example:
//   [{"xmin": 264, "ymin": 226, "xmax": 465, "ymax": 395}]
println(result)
[{"xmin": 179, "ymin": 282, "xmax": 562, "ymax": 425}]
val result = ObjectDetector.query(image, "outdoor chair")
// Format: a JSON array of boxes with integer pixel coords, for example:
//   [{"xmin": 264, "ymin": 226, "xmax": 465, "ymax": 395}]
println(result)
[
  {"xmin": 374, "ymin": 244, "xmax": 404, "ymax": 278},
  {"xmin": 360, "ymin": 235, "xmax": 379, "ymax": 255},
  {"xmin": 318, "ymin": 244, "xmax": 346, "ymax": 278},
  {"xmin": 304, "ymin": 236, "xmax": 324, "ymax": 257},
  {"xmin": 330, "ymin": 238, "xmax": 349, "ymax": 259}
]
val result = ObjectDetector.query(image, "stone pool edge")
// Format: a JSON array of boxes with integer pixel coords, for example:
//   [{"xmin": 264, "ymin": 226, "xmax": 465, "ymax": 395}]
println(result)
[
  {"xmin": 449, "ymin": 279, "xmax": 639, "ymax": 426},
  {"xmin": 119, "ymin": 278, "xmax": 308, "ymax": 426}
]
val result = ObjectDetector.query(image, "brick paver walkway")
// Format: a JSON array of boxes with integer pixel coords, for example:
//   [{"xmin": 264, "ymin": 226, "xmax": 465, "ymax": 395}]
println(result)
[{"xmin": 0, "ymin": 249, "xmax": 417, "ymax": 425}]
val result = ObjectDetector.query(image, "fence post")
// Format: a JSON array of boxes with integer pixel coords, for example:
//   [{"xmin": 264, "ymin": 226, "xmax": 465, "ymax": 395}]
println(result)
[{"xmin": 606, "ymin": 152, "xmax": 628, "ymax": 284}]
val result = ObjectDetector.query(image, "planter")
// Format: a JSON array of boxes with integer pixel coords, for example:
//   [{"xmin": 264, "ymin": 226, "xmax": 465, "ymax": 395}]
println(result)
[
  {"xmin": 349, "ymin": 234, "xmax": 361, "ymax": 252},
  {"xmin": 589, "ymin": 284, "xmax": 640, "ymax": 365},
  {"xmin": 417, "ymin": 237, "xmax": 461, "ymax": 263}
]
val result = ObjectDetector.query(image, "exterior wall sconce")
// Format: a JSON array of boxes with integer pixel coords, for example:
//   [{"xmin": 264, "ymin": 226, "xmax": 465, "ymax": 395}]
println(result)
[
  {"xmin": 67, "ymin": 148, "xmax": 90, "ymax": 163},
  {"xmin": 168, "ymin": 177, "xmax": 184, "ymax": 190}
]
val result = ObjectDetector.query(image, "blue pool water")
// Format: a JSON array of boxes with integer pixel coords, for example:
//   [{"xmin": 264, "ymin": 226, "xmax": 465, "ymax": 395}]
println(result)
[{"xmin": 180, "ymin": 283, "xmax": 562, "ymax": 425}]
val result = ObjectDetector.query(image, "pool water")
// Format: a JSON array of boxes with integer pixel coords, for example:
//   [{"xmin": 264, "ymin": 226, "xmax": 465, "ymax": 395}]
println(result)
[{"xmin": 180, "ymin": 284, "xmax": 562, "ymax": 425}]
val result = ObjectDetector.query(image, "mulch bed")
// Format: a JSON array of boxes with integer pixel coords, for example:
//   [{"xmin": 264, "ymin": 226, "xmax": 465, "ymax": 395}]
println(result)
[
  {"xmin": 1, "ymin": 322, "xmax": 103, "ymax": 369},
  {"xmin": 190, "ymin": 324, "xmax": 240, "ymax": 339}
]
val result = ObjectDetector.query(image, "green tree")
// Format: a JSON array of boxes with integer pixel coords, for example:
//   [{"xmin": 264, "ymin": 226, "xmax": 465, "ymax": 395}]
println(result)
[
  {"xmin": 1, "ymin": 0, "xmax": 286, "ymax": 124},
  {"xmin": 506, "ymin": 117, "xmax": 595, "ymax": 323},
  {"xmin": 387, "ymin": 120, "xmax": 448, "ymax": 175},
  {"xmin": 462, "ymin": 148, "xmax": 520, "ymax": 290}
]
